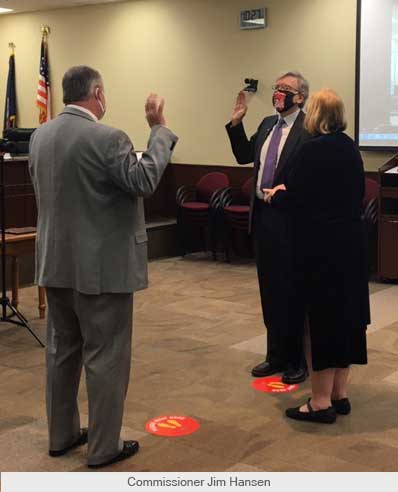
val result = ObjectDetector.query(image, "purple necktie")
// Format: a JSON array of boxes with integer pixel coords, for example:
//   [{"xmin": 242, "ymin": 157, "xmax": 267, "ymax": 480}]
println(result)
[{"xmin": 260, "ymin": 118, "xmax": 285, "ymax": 190}]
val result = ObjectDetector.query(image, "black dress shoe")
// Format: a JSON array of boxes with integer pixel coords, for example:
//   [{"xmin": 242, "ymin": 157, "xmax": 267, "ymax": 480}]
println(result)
[
  {"xmin": 251, "ymin": 360, "xmax": 283, "ymax": 377},
  {"xmin": 88, "ymin": 440, "xmax": 139, "ymax": 469},
  {"xmin": 281, "ymin": 367, "xmax": 308, "ymax": 384},
  {"xmin": 286, "ymin": 401, "xmax": 336, "ymax": 424},
  {"xmin": 49, "ymin": 428, "xmax": 88, "ymax": 457},
  {"xmin": 332, "ymin": 397, "xmax": 351, "ymax": 415}
]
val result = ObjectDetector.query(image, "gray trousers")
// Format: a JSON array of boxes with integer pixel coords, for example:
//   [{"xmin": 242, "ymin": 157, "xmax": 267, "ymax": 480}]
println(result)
[{"xmin": 45, "ymin": 287, "xmax": 133, "ymax": 465}]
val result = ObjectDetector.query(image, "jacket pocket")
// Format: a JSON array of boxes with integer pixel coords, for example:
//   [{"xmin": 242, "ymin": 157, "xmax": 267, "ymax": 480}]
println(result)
[{"xmin": 135, "ymin": 230, "xmax": 148, "ymax": 244}]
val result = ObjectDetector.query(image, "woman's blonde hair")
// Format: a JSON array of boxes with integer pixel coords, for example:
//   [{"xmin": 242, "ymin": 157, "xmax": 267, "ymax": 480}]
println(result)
[{"xmin": 304, "ymin": 88, "xmax": 347, "ymax": 136}]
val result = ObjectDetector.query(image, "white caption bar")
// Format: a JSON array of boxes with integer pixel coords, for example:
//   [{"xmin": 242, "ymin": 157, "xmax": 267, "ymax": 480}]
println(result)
[{"xmin": 2, "ymin": 472, "xmax": 398, "ymax": 492}]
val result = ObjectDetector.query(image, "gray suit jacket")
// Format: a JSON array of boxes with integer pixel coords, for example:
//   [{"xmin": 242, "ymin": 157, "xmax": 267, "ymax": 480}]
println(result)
[{"xmin": 29, "ymin": 106, "xmax": 178, "ymax": 294}]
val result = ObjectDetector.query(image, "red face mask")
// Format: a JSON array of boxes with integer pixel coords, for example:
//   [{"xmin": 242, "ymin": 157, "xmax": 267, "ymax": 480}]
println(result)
[{"xmin": 272, "ymin": 90, "xmax": 296, "ymax": 113}]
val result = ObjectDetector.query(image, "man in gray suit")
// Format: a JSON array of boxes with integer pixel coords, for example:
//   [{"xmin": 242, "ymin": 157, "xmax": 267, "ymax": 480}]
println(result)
[{"xmin": 29, "ymin": 65, "xmax": 178, "ymax": 468}]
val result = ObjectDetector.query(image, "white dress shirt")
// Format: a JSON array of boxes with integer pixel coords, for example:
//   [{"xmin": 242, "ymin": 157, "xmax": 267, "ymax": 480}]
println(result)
[
  {"xmin": 67, "ymin": 104, "xmax": 98, "ymax": 122},
  {"xmin": 256, "ymin": 109, "xmax": 300, "ymax": 199}
]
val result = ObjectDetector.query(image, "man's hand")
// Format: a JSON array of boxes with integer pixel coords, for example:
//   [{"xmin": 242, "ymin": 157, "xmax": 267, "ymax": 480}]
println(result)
[
  {"xmin": 231, "ymin": 91, "xmax": 248, "ymax": 127},
  {"xmin": 145, "ymin": 93, "xmax": 166, "ymax": 128},
  {"xmin": 263, "ymin": 184, "xmax": 286, "ymax": 203}
]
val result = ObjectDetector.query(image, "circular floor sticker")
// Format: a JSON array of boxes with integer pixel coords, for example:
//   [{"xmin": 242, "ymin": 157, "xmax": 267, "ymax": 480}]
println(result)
[
  {"xmin": 251, "ymin": 376, "xmax": 299, "ymax": 393},
  {"xmin": 145, "ymin": 416, "xmax": 200, "ymax": 437}
]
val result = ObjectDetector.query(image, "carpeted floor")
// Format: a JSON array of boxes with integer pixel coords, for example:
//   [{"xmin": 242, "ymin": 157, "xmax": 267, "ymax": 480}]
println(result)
[{"xmin": 1, "ymin": 255, "xmax": 398, "ymax": 472}]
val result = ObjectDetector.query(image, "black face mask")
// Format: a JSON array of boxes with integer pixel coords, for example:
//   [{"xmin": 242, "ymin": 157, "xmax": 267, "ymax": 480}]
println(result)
[{"xmin": 272, "ymin": 90, "xmax": 297, "ymax": 113}]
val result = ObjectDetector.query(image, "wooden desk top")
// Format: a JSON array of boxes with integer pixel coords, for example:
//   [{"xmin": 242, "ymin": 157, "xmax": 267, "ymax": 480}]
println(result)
[{"xmin": 1, "ymin": 232, "xmax": 36, "ymax": 244}]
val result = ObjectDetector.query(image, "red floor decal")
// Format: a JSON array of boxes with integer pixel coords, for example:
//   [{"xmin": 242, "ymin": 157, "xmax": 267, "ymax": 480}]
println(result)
[
  {"xmin": 251, "ymin": 376, "xmax": 299, "ymax": 393},
  {"xmin": 145, "ymin": 416, "xmax": 200, "ymax": 436}
]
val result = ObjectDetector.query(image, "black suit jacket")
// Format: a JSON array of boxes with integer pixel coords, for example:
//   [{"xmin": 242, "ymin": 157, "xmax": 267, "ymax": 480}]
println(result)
[{"xmin": 226, "ymin": 110, "xmax": 310, "ymax": 232}]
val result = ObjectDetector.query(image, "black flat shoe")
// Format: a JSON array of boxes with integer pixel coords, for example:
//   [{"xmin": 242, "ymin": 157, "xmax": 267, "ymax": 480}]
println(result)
[
  {"xmin": 332, "ymin": 397, "xmax": 351, "ymax": 415},
  {"xmin": 251, "ymin": 360, "xmax": 283, "ymax": 377},
  {"xmin": 282, "ymin": 367, "xmax": 308, "ymax": 384},
  {"xmin": 49, "ymin": 428, "xmax": 88, "ymax": 457},
  {"xmin": 286, "ymin": 401, "xmax": 336, "ymax": 424},
  {"xmin": 88, "ymin": 440, "xmax": 139, "ymax": 469}
]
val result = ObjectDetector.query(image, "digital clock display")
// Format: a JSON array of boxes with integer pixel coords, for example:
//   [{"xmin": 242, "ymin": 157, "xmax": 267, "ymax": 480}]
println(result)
[{"xmin": 240, "ymin": 8, "xmax": 266, "ymax": 30}]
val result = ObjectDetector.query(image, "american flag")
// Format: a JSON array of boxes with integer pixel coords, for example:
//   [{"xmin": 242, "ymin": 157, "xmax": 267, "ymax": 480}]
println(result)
[{"xmin": 37, "ymin": 35, "xmax": 51, "ymax": 124}]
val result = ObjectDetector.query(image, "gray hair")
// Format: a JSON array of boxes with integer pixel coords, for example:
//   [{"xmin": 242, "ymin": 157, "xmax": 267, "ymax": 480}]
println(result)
[
  {"xmin": 276, "ymin": 71, "xmax": 309, "ymax": 108},
  {"xmin": 62, "ymin": 65, "xmax": 103, "ymax": 104}
]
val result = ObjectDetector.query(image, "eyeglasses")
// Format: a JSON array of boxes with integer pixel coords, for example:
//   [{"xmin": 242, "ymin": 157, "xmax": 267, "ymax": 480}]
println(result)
[{"xmin": 272, "ymin": 84, "xmax": 300, "ymax": 94}]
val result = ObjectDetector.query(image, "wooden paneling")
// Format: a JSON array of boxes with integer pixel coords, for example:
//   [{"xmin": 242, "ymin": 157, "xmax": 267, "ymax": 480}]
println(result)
[
  {"xmin": 379, "ymin": 217, "xmax": 398, "ymax": 279},
  {"xmin": 378, "ymin": 187, "xmax": 398, "ymax": 280},
  {"xmin": 4, "ymin": 159, "xmax": 380, "ymax": 226},
  {"xmin": 378, "ymin": 156, "xmax": 398, "ymax": 280}
]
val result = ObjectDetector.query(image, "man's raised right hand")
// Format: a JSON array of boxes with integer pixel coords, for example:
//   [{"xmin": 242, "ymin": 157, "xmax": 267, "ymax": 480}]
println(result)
[
  {"xmin": 145, "ymin": 93, "xmax": 166, "ymax": 128},
  {"xmin": 231, "ymin": 90, "xmax": 248, "ymax": 127}
]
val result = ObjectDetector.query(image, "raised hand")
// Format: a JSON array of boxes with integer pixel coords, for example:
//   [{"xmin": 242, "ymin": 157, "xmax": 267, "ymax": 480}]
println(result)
[
  {"xmin": 145, "ymin": 93, "xmax": 166, "ymax": 128},
  {"xmin": 231, "ymin": 90, "xmax": 248, "ymax": 126}
]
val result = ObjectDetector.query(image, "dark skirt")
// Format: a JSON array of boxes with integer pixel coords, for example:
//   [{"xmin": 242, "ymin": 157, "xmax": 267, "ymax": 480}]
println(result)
[{"xmin": 291, "ymin": 219, "xmax": 369, "ymax": 371}]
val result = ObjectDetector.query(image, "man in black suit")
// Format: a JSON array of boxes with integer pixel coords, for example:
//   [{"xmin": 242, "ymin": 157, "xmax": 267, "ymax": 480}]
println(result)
[{"xmin": 226, "ymin": 71, "xmax": 309, "ymax": 384}]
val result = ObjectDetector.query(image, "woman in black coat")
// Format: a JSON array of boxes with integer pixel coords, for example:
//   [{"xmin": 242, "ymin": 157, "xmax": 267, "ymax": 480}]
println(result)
[{"xmin": 266, "ymin": 89, "xmax": 370, "ymax": 424}]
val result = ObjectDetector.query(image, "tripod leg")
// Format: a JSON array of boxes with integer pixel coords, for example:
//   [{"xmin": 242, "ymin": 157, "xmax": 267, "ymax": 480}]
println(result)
[
  {"xmin": 9, "ymin": 298, "xmax": 28, "ymax": 323},
  {"xmin": 7, "ymin": 302, "xmax": 45, "ymax": 347},
  {"xmin": 11, "ymin": 257, "xmax": 19, "ymax": 309}
]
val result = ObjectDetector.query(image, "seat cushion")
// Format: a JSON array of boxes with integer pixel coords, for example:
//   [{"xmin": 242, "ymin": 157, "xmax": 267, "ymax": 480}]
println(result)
[
  {"xmin": 224, "ymin": 205, "xmax": 250, "ymax": 214},
  {"xmin": 181, "ymin": 202, "xmax": 209, "ymax": 211}
]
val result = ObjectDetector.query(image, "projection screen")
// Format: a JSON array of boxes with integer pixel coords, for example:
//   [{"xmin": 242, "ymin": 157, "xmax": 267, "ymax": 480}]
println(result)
[{"xmin": 357, "ymin": 0, "xmax": 398, "ymax": 149}]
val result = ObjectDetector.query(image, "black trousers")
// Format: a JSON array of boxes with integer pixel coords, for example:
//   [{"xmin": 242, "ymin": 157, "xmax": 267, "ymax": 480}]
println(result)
[{"xmin": 252, "ymin": 200, "xmax": 304, "ymax": 369}]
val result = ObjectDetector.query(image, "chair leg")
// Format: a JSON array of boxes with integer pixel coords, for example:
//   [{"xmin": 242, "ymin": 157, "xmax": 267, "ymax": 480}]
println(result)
[
  {"xmin": 200, "ymin": 226, "xmax": 206, "ymax": 255},
  {"xmin": 211, "ymin": 226, "xmax": 217, "ymax": 261},
  {"xmin": 181, "ymin": 226, "xmax": 186, "ymax": 257},
  {"xmin": 225, "ymin": 244, "xmax": 231, "ymax": 263},
  {"xmin": 208, "ymin": 218, "xmax": 219, "ymax": 261},
  {"xmin": 225, "ymin": 225, "xmax": 233, "ymax": 263},
  {"xmin": 222, "ymin": 223, "xmax": 231, "ymax": 263},
  {"xmin": 177, "ymin": 213, "xmax": 186, "ymax": 257}
]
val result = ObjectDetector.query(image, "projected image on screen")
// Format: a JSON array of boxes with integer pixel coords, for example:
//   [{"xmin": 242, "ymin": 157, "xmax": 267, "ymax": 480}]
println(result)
[{"xmin": 358, "ymin": 0, "xmax": 398, "ymax": 148}]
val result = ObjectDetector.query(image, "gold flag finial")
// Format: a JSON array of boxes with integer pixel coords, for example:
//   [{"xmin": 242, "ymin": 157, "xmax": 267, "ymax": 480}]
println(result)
[
  {"xmin": 8, "ymin": 42, "xmax": 15, "ymax": 53},
  {"xmin": 41, "ymin": 25, "xmax": 50, "ymax": 37}
]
